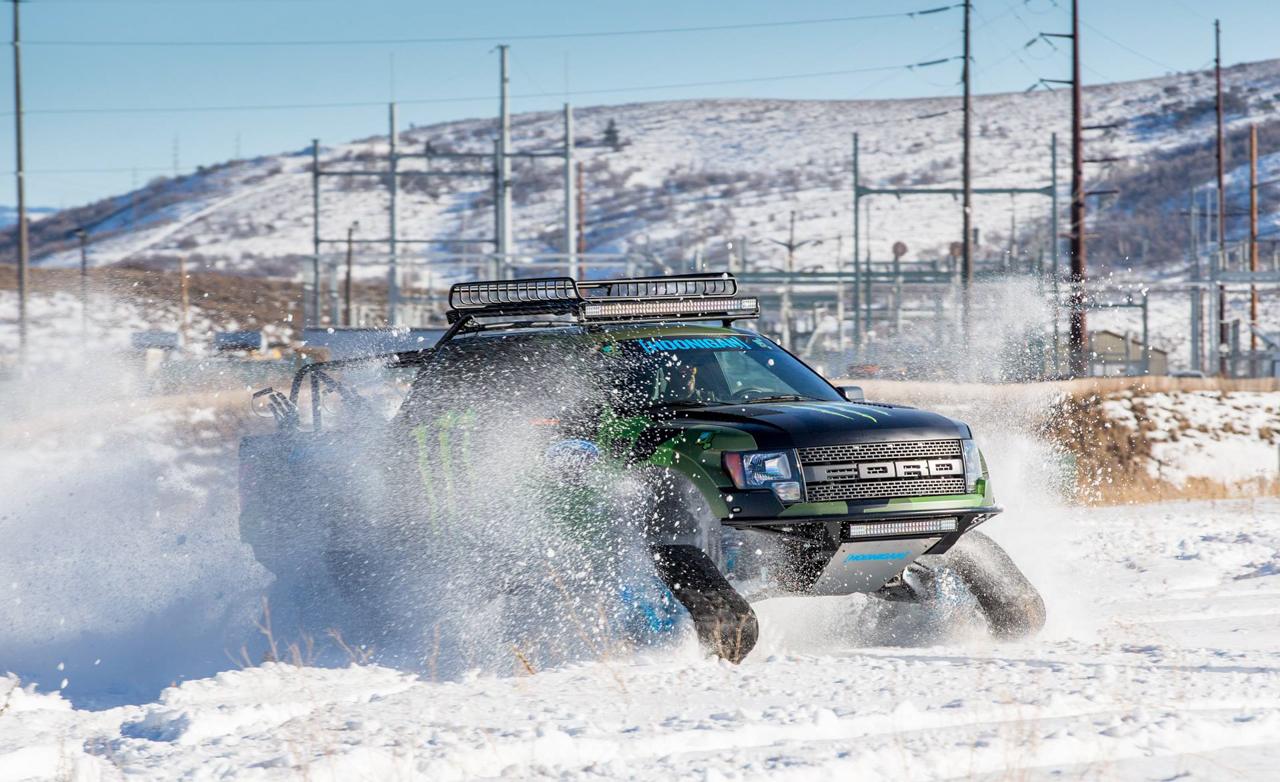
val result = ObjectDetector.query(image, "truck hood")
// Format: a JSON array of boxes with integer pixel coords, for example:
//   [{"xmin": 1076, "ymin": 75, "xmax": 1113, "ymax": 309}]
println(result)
[{"xmin": 673, "ymin": 399, "xmax": 972, "ymax": 449}]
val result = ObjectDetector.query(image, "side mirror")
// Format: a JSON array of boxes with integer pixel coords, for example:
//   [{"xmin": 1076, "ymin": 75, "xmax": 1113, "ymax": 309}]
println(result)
[{"xmin": 837, "ymin": 385, "xmax": 865, "ymax": 402}]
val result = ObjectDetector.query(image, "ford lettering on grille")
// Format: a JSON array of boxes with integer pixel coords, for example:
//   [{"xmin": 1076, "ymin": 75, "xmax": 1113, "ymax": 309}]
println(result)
[{"xmin": 797, "ymin": 440, "xmax": 967, "ymax": 502}]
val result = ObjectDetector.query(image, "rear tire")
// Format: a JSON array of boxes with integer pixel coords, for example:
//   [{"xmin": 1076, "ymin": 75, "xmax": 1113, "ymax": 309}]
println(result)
[
  {"xmin": 922, "ymin": 530, "xmax": 1046, "ymax": 640},
  {"xmin": 651, "ymin": 544, "xmax": 758, "ymax": 663}
]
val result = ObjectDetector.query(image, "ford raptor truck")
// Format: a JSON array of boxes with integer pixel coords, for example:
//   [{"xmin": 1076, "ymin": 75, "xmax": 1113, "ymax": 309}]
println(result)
[{"xmin": 239, "ymin": 274, "xmax": 1045, "ymax": 663}]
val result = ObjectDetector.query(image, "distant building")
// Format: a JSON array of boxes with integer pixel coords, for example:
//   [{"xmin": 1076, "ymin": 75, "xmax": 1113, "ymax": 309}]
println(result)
[{"xmin": 1089, "ymin": 330, "xmax": 1167, "ymax": 376}]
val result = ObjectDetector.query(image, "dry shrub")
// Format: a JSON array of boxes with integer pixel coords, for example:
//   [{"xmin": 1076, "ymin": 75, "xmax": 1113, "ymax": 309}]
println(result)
[
  {"xmin": 1043, "ymin": 391, "xmax": 1280, "ymax": 505},
  {"xmin": 1042, "ymin": 392, "xmax": 1154, "ymax": 504}
]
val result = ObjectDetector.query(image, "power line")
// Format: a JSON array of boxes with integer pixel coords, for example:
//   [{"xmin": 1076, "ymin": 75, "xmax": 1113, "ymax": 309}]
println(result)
[
  {"xmin": 0, "ymin": 166, "xmax": 176, "ymax": 174},
  {"xmin": 34, "ymin": 0, "xmax": 319, "ymax": 4},
  {"xmin": 0, "ymin": 59, "xmax": 960, "ymax": 117},
  {"xmin": 1081, "ymin": 21, "xmax": 1178, "ymax": 72},
  {"xmin": 27, "ymin": 6, "xmax": 962, "ymax": 47}
]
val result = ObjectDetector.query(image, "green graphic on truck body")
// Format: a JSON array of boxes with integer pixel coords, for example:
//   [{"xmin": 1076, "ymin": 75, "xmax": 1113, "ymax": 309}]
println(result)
[{"xmin": 404, "ymin": 321, "xmax": 995, "ymax": 536}]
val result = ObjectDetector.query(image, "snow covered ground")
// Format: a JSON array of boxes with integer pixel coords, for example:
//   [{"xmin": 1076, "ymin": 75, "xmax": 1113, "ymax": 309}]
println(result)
[
  {"xmin": 1103, "ymin": 389, "xmax": 1280, "ymax": 486},
  {"xmin": 3, "ymin": 351, "xmax": 1279, "ymax": 780},
  {"xmin": 4, "ymin": 497, "xmax": 1279, "ymax": 781}
]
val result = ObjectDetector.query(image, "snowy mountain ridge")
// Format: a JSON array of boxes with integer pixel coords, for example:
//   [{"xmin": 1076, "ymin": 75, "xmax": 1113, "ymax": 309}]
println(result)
[{"xmin": 12, "ymin": 58, "xmax": 1280, "ymax": 281}]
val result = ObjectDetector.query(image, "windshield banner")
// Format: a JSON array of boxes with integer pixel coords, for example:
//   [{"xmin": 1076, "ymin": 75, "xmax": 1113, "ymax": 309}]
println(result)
[{"xmin": 635, "ymin": 336, "xmax": 770, "ymax": 354}]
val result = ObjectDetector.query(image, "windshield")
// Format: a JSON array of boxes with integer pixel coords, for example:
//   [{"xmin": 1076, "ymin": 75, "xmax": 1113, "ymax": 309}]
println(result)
[{"xmin": 610, "ymin": 333, "xmax": 842, "ymax": 409}]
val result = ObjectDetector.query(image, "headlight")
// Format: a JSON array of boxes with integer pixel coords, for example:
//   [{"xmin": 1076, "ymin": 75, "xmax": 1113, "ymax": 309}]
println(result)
[
  {"xmin": 723, "ymin": 450, "xmax": 803, "ymax": 503},
  {"xmin": 961, "ymin": 439, "xmax": 984, "ymax": 492}
]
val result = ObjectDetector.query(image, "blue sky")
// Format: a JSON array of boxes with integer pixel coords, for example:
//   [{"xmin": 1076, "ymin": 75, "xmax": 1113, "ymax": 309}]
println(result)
[{"xmin": 0, "ymin": 0, "xmax": 1273, "ymax": 208}]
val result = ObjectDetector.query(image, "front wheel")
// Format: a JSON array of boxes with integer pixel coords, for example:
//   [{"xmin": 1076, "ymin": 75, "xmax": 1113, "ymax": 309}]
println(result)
[
  {"xmin": 914, "ymin": 530, "xmax": 1046, "ymax": 640},
  {"xmin": 651, "ymin": 544, "xmax": 759, "ymax": 663}
]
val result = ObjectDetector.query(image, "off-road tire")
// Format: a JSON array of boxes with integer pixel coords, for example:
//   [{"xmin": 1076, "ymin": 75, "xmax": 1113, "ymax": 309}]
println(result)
[
  {"xmin": 651, "ymin": 544, "xmax": 759, "ymax": 663},
  {"xmin": 929, "ymin": 530, "xmax": 1046, "ymax": 639}
]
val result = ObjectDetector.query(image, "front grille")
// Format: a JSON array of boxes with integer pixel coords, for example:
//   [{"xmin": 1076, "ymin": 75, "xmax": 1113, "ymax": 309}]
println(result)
[
  {"xmin": 807, "ymin": 476, "xmax": 967, "ymax": 502},
  {"xmin": 797, "ymin": 439, "xmax": 961, "ymax": 464},
  {"xmin": 797, "ymin": 439, "xmax": 966, "ymax": 503}
]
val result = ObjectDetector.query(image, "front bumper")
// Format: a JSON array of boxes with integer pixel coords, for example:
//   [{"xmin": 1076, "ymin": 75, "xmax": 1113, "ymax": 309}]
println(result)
[{"xmin": 722, "ymin": 504, "xmax": 1002, "ymax": 556}]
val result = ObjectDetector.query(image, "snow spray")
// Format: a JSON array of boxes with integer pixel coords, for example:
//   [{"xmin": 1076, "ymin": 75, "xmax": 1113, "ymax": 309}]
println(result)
[
  {"xmin": 752, "ymin": 277, "xmax": 1095, "ymax": 652},
  {"xmin": 253, "ymin": 339, "xmax": 693, "ymax": 680},
  {"xmin": 0, "ymin": 341, "xmax": 269, "ymax": 708}
]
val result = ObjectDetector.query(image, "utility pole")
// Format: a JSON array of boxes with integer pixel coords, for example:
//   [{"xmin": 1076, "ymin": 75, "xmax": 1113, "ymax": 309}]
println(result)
[
  {"xmin": 1249, "ymin": 122, "xmax": 1259, "ymax": 368},
  {"xmin": 310, "ymin": 139, "xmax": 321, "ymax": 328},
  {"xmin": 496, "ymin": 44, "xmax": 512, "ymax": 276},
  {"xmin": 767, "ymin": 211, "xmax": 823, "ymax": 351},
  {"xmin": 387, "ymin": 102, "xmax": 399, "ymax": 326},
  {"xmin": 1190, "ymin": 191, "xmax": 1203, "ymax": 373},
  {"xmin": 961, "ymin": 0, "xmax": 973, "ymax": 344},
  {"xmin": 783, "ymin": 211, "xmax": 796, "ymax": 350},
  {"xmin": 1067, "ymin": 0, "xmax": 1087, "ymax": 377},
  {"xmin": 835, "ymin": 232, "xmax": 846, "ymax": 352},
  {"xmin": 851, "ymin": 132, "xmax": 862, "ymax": 349},
  {"xmin": 76, "ymin": 228, "xmax": 88, "ymax": 339},
  {"xmin": 344, "ymin": 221, "xmax": 358, "ymax": 326},
  {"xmin": 575, "ymin": 160, "xmax": 586, "ymax": 257},
  {"xmin": 1215, "ymin": 19, "xmax": 1228, "ymax": 376},
  {"xmin": 12, "ymin": 0, "xmax": 28, "ymax": 359},
  {"xmin": 563, "ymin": 102, "xmax": 576, "ymax": 279},
  {"xmin": 1050, "ymin": 133, "xmax": 1062, "ymax": 374}
]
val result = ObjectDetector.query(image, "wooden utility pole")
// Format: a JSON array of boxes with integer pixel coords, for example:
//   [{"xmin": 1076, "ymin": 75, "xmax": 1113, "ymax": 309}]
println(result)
[
  {"xmin": 1249, "ymin": 123, "xmax": 1259, "ymax": 363},
  {"xmin": 961, "ymin": 0, "xmax": 973, "ymax": 342},
  {"xmin": 575, "ymin": 161, "xmax": 586, "ymax": 256},
  {"xmin": 563, "ymin": 103, "xmax": 576, "ymax": 279},
  {"xmin": 1067, "ymin": 0, "xmax": 1087, "ymax": 376},
  {"xmin": 496, "ymin": 45, "xmax": 512, "ymax": 272},
  {"xmin": 1215, "ymin": 19, "xmax": 1228, "ymax": 377},
  {"xmin": 12, "ymin": 0, "xmax": 29, "ymax": 358}
]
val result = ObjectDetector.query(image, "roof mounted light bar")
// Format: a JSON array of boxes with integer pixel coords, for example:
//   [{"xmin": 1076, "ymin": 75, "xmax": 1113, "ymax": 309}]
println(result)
[
  {"xmin": 577, "ymin": 273, "xmax": 737, "ymax": 301},
  {"xmin": 582, "ymin": 296, "xmax": 758, "ymax": 321},
  {"xmin": 449, "ymin": 277, "xmax": 578, "ymax": 311},
  {"xmin": 445, "ymin": 273, "xmax": 758, "ymax": 327}
]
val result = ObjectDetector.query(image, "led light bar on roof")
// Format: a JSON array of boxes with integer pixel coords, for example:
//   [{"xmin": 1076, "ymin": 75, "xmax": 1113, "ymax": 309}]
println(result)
[
  {"xmin": 846, "ymin": 517, "xmax": 957, "ymax": 539},
  {"xmin": 578, "ymin": 274, "xmax": 736, "ymax": 301},
  {"xmin": 449, "ymin": 277, "xmax": 580, "ymax": 311},
  {"xmin": 582, "ymin": 296, "xmax": 758, "ymax": 321}
]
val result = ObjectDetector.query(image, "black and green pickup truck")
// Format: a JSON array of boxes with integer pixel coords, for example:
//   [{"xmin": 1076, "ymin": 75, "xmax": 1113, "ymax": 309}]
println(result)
[{"xmin": 240, "ymin": 274, "xmax": 1044, "ymax": 663}]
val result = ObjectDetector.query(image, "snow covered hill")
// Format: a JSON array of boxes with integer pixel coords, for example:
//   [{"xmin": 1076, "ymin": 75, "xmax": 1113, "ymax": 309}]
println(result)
[
  {"xmin": 14, "ymin": 59, "xmax": 1280, "ymax": 282},
  {"xmin": 0, "ymin": 206, "xmax": 56, "ymax": 229}
]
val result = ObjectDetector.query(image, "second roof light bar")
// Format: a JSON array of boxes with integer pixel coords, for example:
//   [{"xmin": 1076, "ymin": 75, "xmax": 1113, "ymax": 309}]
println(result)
[{"xmin": 446, "ymin": 273, "xmax": 758, "ymax": 326}]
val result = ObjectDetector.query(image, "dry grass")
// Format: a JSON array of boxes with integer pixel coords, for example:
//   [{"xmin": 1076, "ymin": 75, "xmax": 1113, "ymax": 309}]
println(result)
[
  {"xmin": 1040, "ymin": 389, "xmax": 1280, "ymax": 505},
  {"xmin": 1085, "ymin": 475, "xmax": 1280, "ymax": 506},
  {"xmin": 227, "ymin": 598, "xmax": 376, "ymax": 670},
  {"xmin": 1, "ymin": 264, "xmax": 305, "ymax": 336}
]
